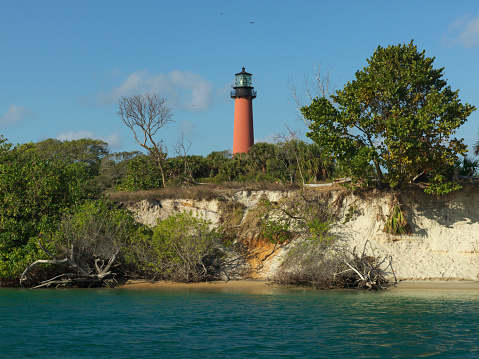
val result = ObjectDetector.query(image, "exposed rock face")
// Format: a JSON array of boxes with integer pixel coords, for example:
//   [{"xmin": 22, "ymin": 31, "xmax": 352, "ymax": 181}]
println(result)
[
  {"xmin": 126, "ymin": 199, "xmax": 221, "ymax": 228},
  {"xmin": 123, "ymin": 185, "xmax": 479, "ymax": 281},
  {"xmin": 332, "ymin": 186, "xmax": 479, "ymax": 281}
]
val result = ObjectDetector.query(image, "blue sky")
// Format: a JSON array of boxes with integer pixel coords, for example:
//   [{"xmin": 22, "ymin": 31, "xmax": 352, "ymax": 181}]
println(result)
[{"xmin": 1, "ymin": 0, "xmax": 479, "ymax": 157}]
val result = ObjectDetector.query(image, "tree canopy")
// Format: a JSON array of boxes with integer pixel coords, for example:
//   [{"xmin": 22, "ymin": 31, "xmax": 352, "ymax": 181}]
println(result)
[
  {"xmin": 302, "ymin": 41, "xmax": 476, "ymax": 191},
  {"xmin": 0, "ymin": 138, "xmax": 92, "ymax": 281},
  {"xmin": 18, "ymin": 138, "xmax": 109, "ymax": 174}
]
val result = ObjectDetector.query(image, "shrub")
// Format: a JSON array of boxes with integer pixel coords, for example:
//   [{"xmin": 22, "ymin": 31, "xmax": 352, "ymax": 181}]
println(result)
[
  {"xmin": 130, "ymin": 212, "xmax": 223, "ymax": 282},
  {"xmin": 273, "ymin": 235, "xmax": 341, "ymax": 289},
  {"xmin": 50, "ymin": 200, "xmax": 140, "ymax": 272},
  {"xmin": 383, "ymin": 202, "xmax": 411, "ymax": 235}
]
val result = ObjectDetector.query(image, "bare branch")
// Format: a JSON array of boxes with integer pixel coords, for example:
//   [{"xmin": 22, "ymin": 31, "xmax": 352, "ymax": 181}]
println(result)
[
  {"xmin": 20, "ymin": 258, "xmax": 68, "ymax": 284},
  {"xmin": 118, "ymin": 93, "xmax": 173, "ymax": 187},
  {"xmin": 288, "ymin": 63, "xmax": 339, "ymax": 127}
]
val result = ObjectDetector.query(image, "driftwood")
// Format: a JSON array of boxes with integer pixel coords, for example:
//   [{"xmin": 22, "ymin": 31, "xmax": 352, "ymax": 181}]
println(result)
[
  {"xmin": 335, "ymin": 240, "xmax": 396, "ymax": 290},
  {"xmin": 20, "ymin": 239, "xmax": 119, "ymax": 288}
]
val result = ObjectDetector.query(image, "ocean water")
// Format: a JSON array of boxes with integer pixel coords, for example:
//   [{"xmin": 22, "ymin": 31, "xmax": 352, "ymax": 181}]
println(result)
[{"xmin": 1, "ymin": 285, "xmax": 478, "ymax": 358}]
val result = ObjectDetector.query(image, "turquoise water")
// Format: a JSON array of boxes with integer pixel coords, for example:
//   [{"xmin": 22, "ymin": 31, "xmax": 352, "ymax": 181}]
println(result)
[{"xmin": 1, "ymin": 286, "xmax": 479, "ymax": 358}]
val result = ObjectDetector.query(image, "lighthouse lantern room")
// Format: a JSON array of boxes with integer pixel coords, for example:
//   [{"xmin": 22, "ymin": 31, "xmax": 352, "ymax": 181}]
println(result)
[{"xmin": 231, "ymin": 67, "xmax": 256, "ymax": 155}]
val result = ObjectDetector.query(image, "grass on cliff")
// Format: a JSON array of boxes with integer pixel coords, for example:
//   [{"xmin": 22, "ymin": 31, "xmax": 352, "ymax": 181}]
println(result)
[{"xmin": 106, "ymin": 181, "xmax": 297, "ymax": 202}]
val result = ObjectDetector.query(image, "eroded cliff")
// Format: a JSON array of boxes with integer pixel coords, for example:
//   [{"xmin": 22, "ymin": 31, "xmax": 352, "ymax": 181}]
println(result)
[{"xmin": 121, "ymin": 184, "xmax": 479, "ymax": 281}]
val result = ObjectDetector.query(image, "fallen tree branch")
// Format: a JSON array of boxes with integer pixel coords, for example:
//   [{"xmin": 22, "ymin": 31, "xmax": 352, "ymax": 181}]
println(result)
[
  {"xmin": 20, "ymin": 258, "xmax": 68, "ymax": 284},
  {"xmin": 20, "ymin": 241, "xmax": 120, "ymax": 288}
]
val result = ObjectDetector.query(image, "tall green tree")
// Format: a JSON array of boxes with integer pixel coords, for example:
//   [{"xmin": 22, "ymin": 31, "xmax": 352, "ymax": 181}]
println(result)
[
  {"xmin": 302, "ymin": 41, "xmax": 476, "ymax": 191},
  {"xmin": 245, "ymin": 142, "xmax": 277, "ymax": 175}
]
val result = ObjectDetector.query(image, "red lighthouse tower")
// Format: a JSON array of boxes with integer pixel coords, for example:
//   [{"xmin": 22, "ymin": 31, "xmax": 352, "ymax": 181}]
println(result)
[{"xmin": 231, "ymin": 67, "xmax": 257, "ymax": 155}]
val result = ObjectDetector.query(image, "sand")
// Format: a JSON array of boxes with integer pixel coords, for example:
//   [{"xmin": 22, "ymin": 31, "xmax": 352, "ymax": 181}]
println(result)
[
  {"xmin": 117, "ymin": 279, "xmax": 479, "ymax": 292},
  {"xmin": 116, "ymin": 279, "xmax": 283, "ymax": 293}
]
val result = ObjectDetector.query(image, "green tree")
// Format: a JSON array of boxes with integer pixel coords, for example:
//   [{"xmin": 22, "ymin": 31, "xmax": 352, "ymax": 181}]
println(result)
[
  {"xmin": 454, "ymin": 156, "xmax": 479, "ymax": 177},
  {"xmin": 167, "ymin": 155, "xmax": 210, "ymax": 183},
  {"xmin": 217, "ymin": 154, "xmax": 248, "ymax": 182},
  {"xmin": 245, "ymin": 142, "xmax": 276, "ymax": 175},
  {"xmin": 303, "ymin": 41, "xmax": 476, "ymax": 191},
  {"xmin": 302, "ymin": 142, "xmax": 334, "ymax": 182},
  {"xmin": 205, "ymin": 150, "xmax": 231, "ymax": 178},
  {"xmin": 474, "ymin": 135, "xmax": 479, "ymax": 157},
  {"xmin": 18, "ymin": 138, "xmax": 109, "ymax": 177},
  {"xmin": 274, "ymin": 138, "xmax": 304, "ymax": 184},
  {"xmin": 0, "ymin": 140, "xmax": 91, "ymax": 281},
  {"xmin": 92, "ymin": 150, "xmax": 142, "ymax": 191},
  {"xmin": 116, "ymin": 155, "xmax": 162, "ymax": 191}
]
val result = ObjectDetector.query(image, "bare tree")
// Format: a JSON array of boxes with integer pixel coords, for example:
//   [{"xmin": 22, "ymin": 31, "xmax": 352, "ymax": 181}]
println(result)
[
  {"xmin": 288, "ymin": 63, "xmax": 338, "ymax": 127},
  {"xmin": 173, "ymin": 132, "xmax": 195, "ymax": 183},
  {"xmin": 118, "ymin": 93, "xmax": 173, "ymax": 188},
  {"xmin": 274, "ymin": 127, "xmax": 306, "ymax": 185}
]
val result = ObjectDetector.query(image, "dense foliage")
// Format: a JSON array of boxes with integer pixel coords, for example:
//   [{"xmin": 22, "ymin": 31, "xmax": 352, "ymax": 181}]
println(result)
[
  {"xmin": 0, "ymin": 133, "xmax": 337, "ymax": 285},
  {"xmin": 49, "ymin": 200, "xmax": 141, "ymax": 274},
  {"xmin": 0, "ymin": 138, "xmax": 91, "ymax": 281},
  {"xmin": 126, "ymin": 211, "xmax": 222, "ymax": 282},
  {"xmin": 116, "ymin": 140, "xmax": 336, "ymax": 191},
  {"xmin": 302, "ymin": 41, "xmax": 476, "ymax": 193}
]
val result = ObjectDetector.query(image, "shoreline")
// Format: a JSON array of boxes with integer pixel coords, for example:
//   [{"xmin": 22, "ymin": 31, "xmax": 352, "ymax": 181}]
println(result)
[{"xmin": 117, "ymin": 279, "xmax": 479, "ymax": 292}]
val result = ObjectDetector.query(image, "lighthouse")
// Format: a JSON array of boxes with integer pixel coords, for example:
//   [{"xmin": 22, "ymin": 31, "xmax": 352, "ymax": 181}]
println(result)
[{"xmin": 231, "ymin": 67, "xmax": 256, "ymax": 155}]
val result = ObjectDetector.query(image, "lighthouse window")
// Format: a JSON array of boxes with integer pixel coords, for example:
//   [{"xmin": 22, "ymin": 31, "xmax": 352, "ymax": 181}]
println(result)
[{"xmin": 235, "ymin": 75, "xmax": 252, "ymax": 87}]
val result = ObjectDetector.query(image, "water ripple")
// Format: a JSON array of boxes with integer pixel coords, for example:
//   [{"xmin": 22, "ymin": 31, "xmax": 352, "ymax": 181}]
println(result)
[{"xmin": 1, "ymin": 288, "xmax": 479, "ymax": 358}]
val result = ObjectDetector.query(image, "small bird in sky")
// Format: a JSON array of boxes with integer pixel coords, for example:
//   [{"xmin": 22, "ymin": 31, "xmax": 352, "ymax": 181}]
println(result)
[{"xmin": 250, "ymin": 21, "xmax": 255, "ymax": 24}]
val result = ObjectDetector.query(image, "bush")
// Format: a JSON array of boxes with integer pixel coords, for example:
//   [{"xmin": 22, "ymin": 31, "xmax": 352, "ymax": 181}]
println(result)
[
  {"xmin": 50, "ymin": 200, "xmax": 141, "ymax": 273},
  {"xmin": 116, "ymin": 155, "xmax": 162, "ymax": 191},
  {"xmin": 18, "ymin": 199, "xmax": 145, "ymax": 287},
  {"xmin": 130, "ymin": 212, "xmax": 223, "ymax": 282},
  {"xmin": 424, "ymin": 174, "xmax": 463, "ymax": 196},
  {"xmin": 273, "ymin": 236, "xmax": 341, "ymax": 289}
]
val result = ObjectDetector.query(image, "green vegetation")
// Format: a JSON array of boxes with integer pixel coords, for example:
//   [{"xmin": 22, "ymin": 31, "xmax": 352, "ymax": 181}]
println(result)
[
  {"xmin": 0, "ymin": 137, "xmax": 91, "ymax": 282},
  {"xmin": 130, "ymin": 212, "xmax": 222, "ymax": 282},
  {"xmin": 267, "ymin": 192, "xmax": 388, "ymax": 290},
  {"xmin": 302, "ymin": 41, "xmax": 476, "ymax": 193},
  {"xmin": 115, "ymin": 140, "xmax": 336, "ymax": 191},
  {"xmin": 383, "ymin": 202, "xmax": 411, "ymax": 235},
  {"xmin": 49, "ymin": 200, "xmax": 140, "ymax": 272}
]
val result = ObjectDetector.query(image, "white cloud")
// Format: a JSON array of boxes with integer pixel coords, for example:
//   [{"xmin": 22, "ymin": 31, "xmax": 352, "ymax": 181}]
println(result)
[
  {"xmin": 56, "ymin": 130, "xmax": 123, "ymax": 149},
  {"xmin": 93, "ymin": 70, "xmax": 214, "ymax": 110},
  {"xmin": 444, "ymin": 11, "xmax": 479, "ymax": 47},
  {"xmin": 0, "ymin": 105, "xmax": 35, "ymax": 126},
  {"xmin": 254, "ymin": 134, "xmax": 276, "ymax": 144},
  {"xmin": 178, "ymin": 119, "xmax": 198, "ymax": 138}
]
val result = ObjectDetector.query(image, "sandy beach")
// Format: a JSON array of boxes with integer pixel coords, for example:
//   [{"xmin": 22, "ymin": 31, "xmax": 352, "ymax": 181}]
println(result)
[
  {"xmin": 116, "ymin": 279, "xmax": 282, "ymax": 293},
  {"xmin": 117, "ymin": 279, "xmax": 479, "ymax": 292}
]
